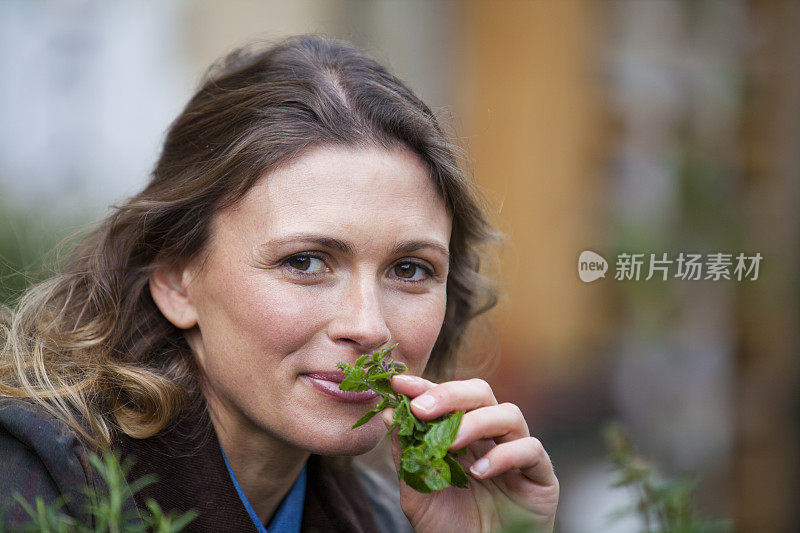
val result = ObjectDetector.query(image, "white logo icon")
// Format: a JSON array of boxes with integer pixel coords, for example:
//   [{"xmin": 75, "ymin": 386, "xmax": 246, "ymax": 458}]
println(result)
[{"xmin": 578, "ymin": 250, "xmax": 608, "ymax": 283}]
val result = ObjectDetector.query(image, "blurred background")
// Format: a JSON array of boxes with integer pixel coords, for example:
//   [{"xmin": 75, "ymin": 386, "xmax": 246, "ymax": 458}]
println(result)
[{"xmin": 1, "ymin": 1, "xmax": 797, "ymax": 531}]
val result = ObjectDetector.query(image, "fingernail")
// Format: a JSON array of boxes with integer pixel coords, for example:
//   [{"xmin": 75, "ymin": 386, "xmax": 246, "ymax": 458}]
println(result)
[
  {"xmin": 411, "ymin": 394, "xmax": 436, "ymax": 412},
  {"xmin": 470, "ymin": 458, "xmax": 490, "ymax": 477},
  {"xmin": 392, "ymin": 374, "xmax": 415, "ymax": 383}
]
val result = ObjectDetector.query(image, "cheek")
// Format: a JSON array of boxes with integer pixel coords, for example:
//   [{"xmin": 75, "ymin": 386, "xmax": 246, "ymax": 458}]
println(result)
[
  {"xmin": 235, "ymin": 283, "xmax": 330, "ymax": 355},
  {"xmin": 387, "ymin": 292, "xmax": 447, "ymax": 374},
  {"xmin": 197, "ymin": 266, "xmax": 327, "ymax": 360}
]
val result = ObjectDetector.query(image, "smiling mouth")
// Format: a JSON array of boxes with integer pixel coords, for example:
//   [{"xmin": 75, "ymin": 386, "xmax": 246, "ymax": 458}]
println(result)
[{"xmin": 301, "ymin": 372, "xmax": 379, "ymax": 403}]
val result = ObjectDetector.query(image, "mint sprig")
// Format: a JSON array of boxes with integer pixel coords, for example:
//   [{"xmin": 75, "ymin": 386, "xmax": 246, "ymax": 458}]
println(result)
[{"xmin": 337, "ymin": 345, "xmax": 469, "ymax": 493}]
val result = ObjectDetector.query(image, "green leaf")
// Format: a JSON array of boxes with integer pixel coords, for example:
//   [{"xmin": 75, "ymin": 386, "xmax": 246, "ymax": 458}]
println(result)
[
  {"xmin": 423, "ymin": 411, "xmax": 463, "ymax": 458},
  {"xmin": 370, "ymin": 379, "xmax": 396, "ymax": 397},
  {"xmin": 352, "ymin": 407, "xmax": 381, "ymax": 428},
  {"xmin": 394, "ymin": 398, "xmax": 416, "ymax": 437},
  {"xmin": 422, "ymin": 457, "xmax": 451, "ymax": 492},
  {"xmin": 338, "ymin": 345, "xmax": 469, "ymax": 494},
  {"xmin": 444, "ymin": 454, "xmax": 469, "ymax": 488},
  {"xmin": 400, "ymin": 445, "xmax": 430, "ymax": 474},
  {"xmin": 367, "ymin": 370, "xmax": 393, "ymax": 381},
  {"xmin": 352, "ymin": 398, "xmax": 389, "ymax": 428},
  {"xmin": 399, "ymin": 470, "xmax": 433, "ymax": 493},
  {"xmin": 413, "ymin": 415, "xmax": 428, "ymax": 434},
  {"xmin": 339, "ymin": 367, "xmax": 369, "ymax": 391},
  {"xmin": 398, "ymin": 433, "xmax": 416, "ymax": 449},
  {"xmin": 355, "ymin": 353, "xmax": 371, "ymax": 367}
]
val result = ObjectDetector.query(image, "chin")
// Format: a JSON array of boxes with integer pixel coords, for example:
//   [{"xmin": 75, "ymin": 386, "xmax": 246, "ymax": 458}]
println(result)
[{"xmin": 294, "ymin": 418, "xmax": 384, "ymax": 456}]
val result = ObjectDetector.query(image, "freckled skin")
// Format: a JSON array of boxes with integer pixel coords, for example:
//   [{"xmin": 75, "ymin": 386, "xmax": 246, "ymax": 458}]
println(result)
[{"xmin": 183, "ymin": 144, "xmax": 452, "ymax": 457}]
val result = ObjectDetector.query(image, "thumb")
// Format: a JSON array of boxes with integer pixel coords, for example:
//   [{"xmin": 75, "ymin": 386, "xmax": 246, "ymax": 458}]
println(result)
[
  {"xmin": 382, "ymin": 408, "xmax": 428, "ymax": 521},
  {"xmin": 382, "ymin": 408, "xmax": 401, "ymax": 471}
]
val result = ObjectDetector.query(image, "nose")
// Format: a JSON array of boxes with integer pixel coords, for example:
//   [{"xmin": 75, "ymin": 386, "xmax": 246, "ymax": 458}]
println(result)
[{"xmin": 327, "ymin": 274, "xmax": 391, "ymax": 354}]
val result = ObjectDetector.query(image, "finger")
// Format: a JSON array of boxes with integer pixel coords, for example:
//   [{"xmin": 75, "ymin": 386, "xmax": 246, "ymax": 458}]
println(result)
[
  {"xmin": 382, "ymin": 408, "xmax": 401, "ymax": 470},
  {"xmin": 468, "ymin": 437, "xmax": 556, "ymax": 487},
  {"xmin": 381, "ymin": 407, "xmax": 394, "ymax": 426},
  {"xmin": 449, "ymin": 403, "xmax": 530, "ymax": 450},
  {"xmin": 408, "ymin": 378, "xmax": 498, "ymax": 420},
  {"xmin": 390, "ymin": 374, "xmax": 436, "ymax": 397}
]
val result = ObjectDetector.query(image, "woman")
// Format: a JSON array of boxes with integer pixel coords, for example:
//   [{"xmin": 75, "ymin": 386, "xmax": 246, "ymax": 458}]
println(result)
[{"xmin": 0, "ymin": 36, "xmax": 558, "ymax": 532}]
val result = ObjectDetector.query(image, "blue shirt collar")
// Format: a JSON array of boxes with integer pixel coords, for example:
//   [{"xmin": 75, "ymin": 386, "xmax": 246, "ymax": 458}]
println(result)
[{"xmin": 219, "ymin": 441, "xmax": 307, "ymax": 533}]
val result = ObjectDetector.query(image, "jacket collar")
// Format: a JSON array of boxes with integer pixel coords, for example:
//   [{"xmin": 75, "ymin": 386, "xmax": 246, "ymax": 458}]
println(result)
[{"xmin": 113, "ymin": 399, "xmax": 380, "ymax": 533}]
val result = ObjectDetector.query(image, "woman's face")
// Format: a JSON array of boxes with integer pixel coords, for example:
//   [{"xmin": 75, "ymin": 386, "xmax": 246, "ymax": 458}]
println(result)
[{"xmin": 179, "ymin": 145, "xmax": 451, "ymax": 455}]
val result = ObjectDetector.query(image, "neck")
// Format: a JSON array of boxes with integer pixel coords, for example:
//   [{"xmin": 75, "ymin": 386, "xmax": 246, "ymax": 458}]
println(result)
[{"xmin": 205, "ymin": 390, "xmax": 310, "ymax": 525}]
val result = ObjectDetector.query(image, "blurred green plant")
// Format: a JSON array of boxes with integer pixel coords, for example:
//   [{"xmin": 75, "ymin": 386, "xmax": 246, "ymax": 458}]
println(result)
[
  {"xmin": 1, "ymin": 450, "xmax": 197, "ymax": 533},
  {"xmin": 495, "ymin": 516, "xmax": 544, "ymax": 533},
  {"xmin": 0, "ymin": 200, "xmax": 81, "ymax": 305},
  {"xmin": 604, "ymin": 422, "xmax": 732, "ymax": 533}
]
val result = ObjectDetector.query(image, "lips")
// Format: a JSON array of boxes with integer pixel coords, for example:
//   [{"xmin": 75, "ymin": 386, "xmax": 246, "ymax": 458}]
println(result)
[
  {"xmin": 306, "ymin": 371, "xmax": 345, "ymax": 383},
  {"xmin": 301, "ymin": 371, "xmax": 379, "ymax": 403}
]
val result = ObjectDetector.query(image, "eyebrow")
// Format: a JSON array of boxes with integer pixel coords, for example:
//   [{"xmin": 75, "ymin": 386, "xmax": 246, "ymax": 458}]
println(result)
[{"xmin": 259, "ymin": 233, "xmax": 450, "ymax": 260}]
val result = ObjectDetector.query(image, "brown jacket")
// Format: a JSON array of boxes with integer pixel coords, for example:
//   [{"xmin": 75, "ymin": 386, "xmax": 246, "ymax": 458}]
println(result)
[{"xmin": 0, "ymin": 397, "xmax": 412, "ymax": 532}]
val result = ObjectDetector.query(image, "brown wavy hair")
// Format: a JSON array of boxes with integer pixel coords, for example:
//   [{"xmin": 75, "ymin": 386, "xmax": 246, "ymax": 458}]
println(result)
[{"xmin": 0, "ymin": 35, "xmax": 498, "ymax": 448}]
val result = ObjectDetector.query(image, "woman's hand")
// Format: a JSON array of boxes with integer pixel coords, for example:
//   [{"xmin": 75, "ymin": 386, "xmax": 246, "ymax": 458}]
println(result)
[{"xmin": 382, "ymin": 375, "xmax": 559, "ymax": 533}]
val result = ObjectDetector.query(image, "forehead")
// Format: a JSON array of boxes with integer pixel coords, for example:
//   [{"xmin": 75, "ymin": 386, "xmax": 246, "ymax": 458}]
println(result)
[{"xmin": 214, "ymin": 144, "xmax": 452, "ymax": 244}]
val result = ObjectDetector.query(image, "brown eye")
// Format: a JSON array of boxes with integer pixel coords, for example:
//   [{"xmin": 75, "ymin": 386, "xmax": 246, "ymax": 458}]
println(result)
[
  {"xmin": 394, "ymin": 262, "xmax": 416, "ymax": 278},
  {"xmin": 285, "ymin": 255, "xmax": 325, "ymax": 273},
  {"xmin": 288, "ymin": 256, "xmax": 310, "ymax": 270},
  {"xmin": 393, "ymin": 262, "xmax": 429, "ymax": 280}
]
